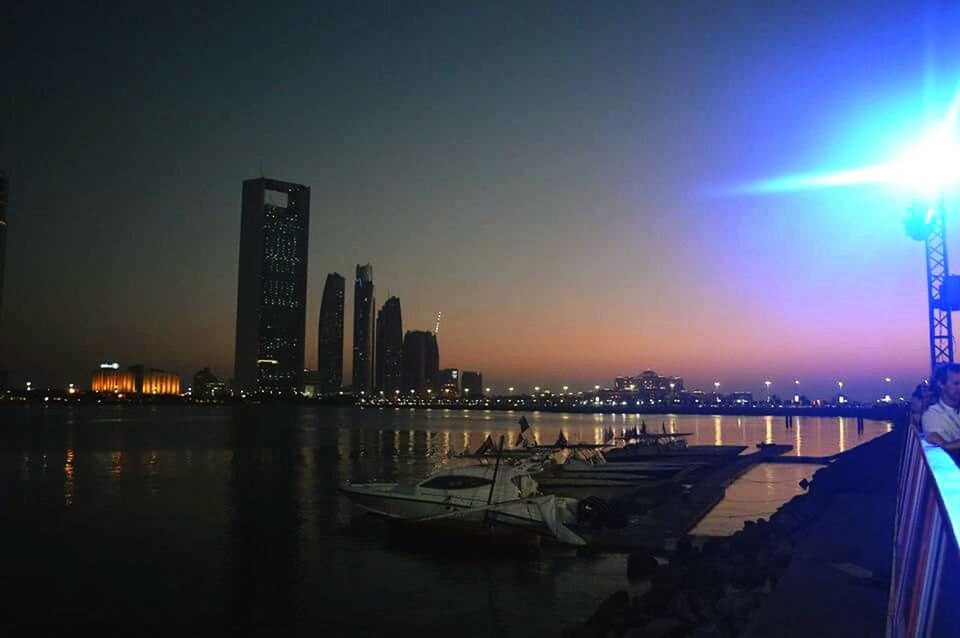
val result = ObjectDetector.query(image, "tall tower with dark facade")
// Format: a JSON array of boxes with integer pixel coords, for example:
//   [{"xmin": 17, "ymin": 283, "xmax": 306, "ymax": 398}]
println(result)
[
  {"xmin": 401, "ymin": 330, "xmax": 439, "ymax": 395},
  {"xmin": 0, "ymin": 172, "xmax": 7, "ymax": 323},
  {"xmin": 317, "ymin": 272, "xmax": 345, "ymax": 392},
  {"xmin": 375, "ymin": 297, "xmax": 403, "ymax": 394},
  {"xmin": 234, "ymin": 178, "xmax": 310, "ymax": 395},
  {"xmin": 352, "ymin": 264, "xmax": 375, "ymax": 394}
]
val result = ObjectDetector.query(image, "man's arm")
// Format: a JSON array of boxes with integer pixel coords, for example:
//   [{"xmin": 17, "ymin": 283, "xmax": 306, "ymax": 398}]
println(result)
[{"xmin": 926, "ymin": 432, "xmax": 960, "ymax": 450}]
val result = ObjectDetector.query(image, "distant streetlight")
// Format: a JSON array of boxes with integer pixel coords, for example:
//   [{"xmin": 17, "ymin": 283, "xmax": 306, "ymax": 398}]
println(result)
[
  {"xmin": 534, "ymin": 386, "xmax": 540, "ymax": 392},
  {"xmin": 508, "ymin": 386, "xmax": 514, "ymax": 393},
  {"xmin": 563, "ymin": 385, "xmax": 569, "ymax": 393},
  {"xmin": 485, "ymin": 387, "xmax": 491, "ymax": 393},
  {"xmin": 764, "ymin": 380, "xmax": 772, "ymax": 397},
  {"xmin": 594, "ymin": 385, "xmax": 600, "ymax": 391}
]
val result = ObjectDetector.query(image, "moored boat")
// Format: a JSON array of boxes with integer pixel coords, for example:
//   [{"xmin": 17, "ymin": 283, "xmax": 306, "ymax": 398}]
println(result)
[{"xmin": 339, "ymin": 463, "xmax": 588, "ymax": 546}]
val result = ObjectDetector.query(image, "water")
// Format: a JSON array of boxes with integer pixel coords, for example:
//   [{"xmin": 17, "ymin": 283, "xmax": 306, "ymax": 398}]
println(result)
[{"xmin": 0, "ymin": 405, "xmax": 890, "ymax": 636}]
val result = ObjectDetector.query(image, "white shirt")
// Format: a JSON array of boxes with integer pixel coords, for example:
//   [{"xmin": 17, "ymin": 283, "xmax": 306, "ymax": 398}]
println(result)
[{"xmin": 921, "ymin": 400, "xmax": 960, "ymax": 443}]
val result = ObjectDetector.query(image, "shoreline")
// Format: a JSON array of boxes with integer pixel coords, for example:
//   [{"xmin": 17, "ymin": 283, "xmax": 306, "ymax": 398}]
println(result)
[
  {"xmin": 562, "ymin": 415, "xmax": 905, "ymax": 637},
  {"xmin": 1, "ymin": 395, "xmax": 906, "ymax": 422}
]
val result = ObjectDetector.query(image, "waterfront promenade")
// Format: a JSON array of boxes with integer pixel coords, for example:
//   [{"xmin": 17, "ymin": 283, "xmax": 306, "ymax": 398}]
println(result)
[{"xmin": 563, "ymin": 422, "xmax": 904, "ymax": 637}]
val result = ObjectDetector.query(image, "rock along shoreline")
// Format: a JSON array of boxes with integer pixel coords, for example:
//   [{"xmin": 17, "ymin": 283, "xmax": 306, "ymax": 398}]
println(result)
[{"xmin": 562, "ymin": 417, "xmax": 905, "ymax": 638}]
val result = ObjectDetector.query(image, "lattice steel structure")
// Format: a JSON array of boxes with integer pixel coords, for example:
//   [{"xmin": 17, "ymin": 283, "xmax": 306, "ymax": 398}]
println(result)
[{"xmin": 922, "ymin": 200, "xmax": 954, "ymax": 374}]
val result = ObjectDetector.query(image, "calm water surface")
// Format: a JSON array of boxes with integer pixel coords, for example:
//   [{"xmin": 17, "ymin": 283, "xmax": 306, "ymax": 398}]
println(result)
[{"xmin": 0, "ymin": 405, "xmax": 890, "ymax": 636}]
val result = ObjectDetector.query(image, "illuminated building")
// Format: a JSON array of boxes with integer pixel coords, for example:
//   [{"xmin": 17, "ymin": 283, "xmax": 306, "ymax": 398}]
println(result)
[
  {"xmin": 193, "ymin": 367, "xmax": 226, "ymax": 399},
  {"xmin": 90, "ymin": 363, "xmax": 180, "ymax": 395},
  {"xmin": 317, "ymin": 273, "xmax": 345, "ymax": 392},
  {"xmin": 142, "ymin": 370, "xmax": 180, "ymax": 395},
  {"xmin": 91, "ymin": 368, "xmax": 136, "ymax": 393},
  {"xmin": 401, "ymin": 330, "xmax": 438, "ymax": 395},
  {"xmin": 437, "ymin": 368, "xmax": 460, "ymax": 396},
  {"xmin": 375, "ymin": 296, "xmax": 402, "ymax": 394},
  {"xmin": 234, "ymin": 178, "xmax": 311, "ymax": 395},
  {"xmin": 614, "ymin": 370, "xmax": 684, "ymax": 401},
  {"xmin": 352, "ymin": 264, "xmax": 375, "ymax": 394},
  {"xmin": 303, "ymin": 370, "xmax": 322, "ymax": 398}
]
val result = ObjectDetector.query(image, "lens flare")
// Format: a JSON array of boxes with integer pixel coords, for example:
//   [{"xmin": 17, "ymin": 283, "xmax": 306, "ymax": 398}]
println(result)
[{"xmin": 740, "ymin": 87, "xmax": 960, "ymax": 199}]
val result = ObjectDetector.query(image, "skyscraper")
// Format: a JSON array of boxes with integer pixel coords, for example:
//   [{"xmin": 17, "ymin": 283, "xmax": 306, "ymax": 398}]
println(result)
[
  {"xmin": 317, "ymin": 272, "xmax": 345, "ymax": 392},
  {"xmin": 0, "ymin": 172, "xmax": 7, "ymax": 323},
  {"xmin": 352, "ymin": 264, "xmax": 375, "ymax": 394},
  {"xmin": 375, "ymin": 296, "xmax": 403, "ymax": 394},
  {"xmin": 234, "ymin": 178, "xmax": 310, "ymax": 395},
  {"xmin": 401, "ymin": 330, "xmax": 439, "ymax": 395}
]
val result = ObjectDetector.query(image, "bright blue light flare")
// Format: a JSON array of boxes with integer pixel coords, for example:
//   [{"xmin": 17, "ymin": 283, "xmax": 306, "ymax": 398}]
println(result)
[{"xmin": 741, "ymin": 88, "xmax": 960, "ymax": 201}]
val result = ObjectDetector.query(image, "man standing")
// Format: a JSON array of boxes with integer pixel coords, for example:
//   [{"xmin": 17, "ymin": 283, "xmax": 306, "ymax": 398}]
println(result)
[{"xmin": 921, "ymin": 363, "xmax": 960, "ymax": 450}]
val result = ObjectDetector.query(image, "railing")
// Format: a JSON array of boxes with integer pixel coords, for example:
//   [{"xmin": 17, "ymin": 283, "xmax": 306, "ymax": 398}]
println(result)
[{"xmin": 887, "ymin": 427, "xmax": 960, "ymax": 636}]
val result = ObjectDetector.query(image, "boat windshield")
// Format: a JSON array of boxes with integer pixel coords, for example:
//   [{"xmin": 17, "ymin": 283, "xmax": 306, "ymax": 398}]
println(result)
[{"xmin": 419, "ymin": 475, "xmax": 494, "ymax": 490}]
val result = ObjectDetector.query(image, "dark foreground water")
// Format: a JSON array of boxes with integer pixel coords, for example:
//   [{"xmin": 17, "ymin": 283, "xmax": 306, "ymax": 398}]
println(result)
[{"xmin": 0, "ymin": 405, "xmax": 890, "ymax": 636}]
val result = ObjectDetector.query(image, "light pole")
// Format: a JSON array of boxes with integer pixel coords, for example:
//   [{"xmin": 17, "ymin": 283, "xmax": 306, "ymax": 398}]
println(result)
[{"xmin": 764, "ymin": 380, "xmax": 772, "ymax": 401}]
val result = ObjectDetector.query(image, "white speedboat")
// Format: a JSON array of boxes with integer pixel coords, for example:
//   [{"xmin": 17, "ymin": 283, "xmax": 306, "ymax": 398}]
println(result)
[{"xmin": 339, "ymin": 463, "xmax": 587, "ymax": 546}]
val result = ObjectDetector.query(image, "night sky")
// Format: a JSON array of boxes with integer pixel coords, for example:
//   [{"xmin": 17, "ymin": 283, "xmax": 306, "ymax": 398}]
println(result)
[{"xmin": 4, "ymin": 1, "xmax": 960, "ymax": 399}]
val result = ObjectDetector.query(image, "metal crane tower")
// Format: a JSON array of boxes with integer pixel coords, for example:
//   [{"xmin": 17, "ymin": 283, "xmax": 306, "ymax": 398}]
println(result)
[{"xmin": 906, "ymin": 197, "xmax": 959, "ymax": 374}]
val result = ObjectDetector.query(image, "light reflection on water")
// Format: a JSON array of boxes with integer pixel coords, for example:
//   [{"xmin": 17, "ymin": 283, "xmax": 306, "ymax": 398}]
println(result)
[{"xmin": 0, "ymin": 405, "xmax": 892, "ymax": 636}]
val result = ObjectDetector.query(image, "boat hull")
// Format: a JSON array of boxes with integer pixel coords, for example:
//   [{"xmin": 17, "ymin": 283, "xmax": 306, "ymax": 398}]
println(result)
[{"xmin": 338, "ymin": 484, "xmax": 587, "ymax": 546}]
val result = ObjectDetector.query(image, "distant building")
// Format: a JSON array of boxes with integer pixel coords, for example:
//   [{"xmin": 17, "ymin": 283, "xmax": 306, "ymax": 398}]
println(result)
[
  {"xmin": 193, "ymin": 367, "xmax": 227, "ymax": 399},
  {"xmin": 437, "ymin": 368, "xmax": 460, "ymax": 396},
  {"xmin": 91, "ymin": 362, "xmax": 180, "ymax": 395},
  {"xmin": 461, "ymin": 371, "xmax": 483, "ymax": 396},
  {"xmin": 401, "ymin": 331, "xmax": 439, "ymax": 395},
  {"xmin": 0, "ymin": 171, "xmax": 7, "ymax": 323},
  {"xmin": 317, "ymin": 272, "xmax": 345, "ymax": 393},
  {"xmin": 234, "ymin": 177, "xmax": 311, "ymax": 396},
  {"xmin": 303, "ymin": 370, "xmax": 323, "ymax": 398},
  {"xmin": 614, "ymin": 370, "xmax": 684, "ymax": 401},
  {"xmin": 375, "ymin": 297, "xmax": 403, "ymax": 395},
  {"xmin": 142, "ymin": 370, "xmax": 180, "ymax": 395},
  {"xmin": 92, "ymin": 363, "xmax": 136, "ymax": 394},
  {"xmin": 352, "ymin": 264, "xmax": 375, "ymax": 395}
]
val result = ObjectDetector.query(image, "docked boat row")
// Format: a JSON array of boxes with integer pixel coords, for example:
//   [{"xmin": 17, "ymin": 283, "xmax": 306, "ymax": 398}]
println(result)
[{"xmin": 338, "ymin": 419, "xmax": 752, "ymax": 548}]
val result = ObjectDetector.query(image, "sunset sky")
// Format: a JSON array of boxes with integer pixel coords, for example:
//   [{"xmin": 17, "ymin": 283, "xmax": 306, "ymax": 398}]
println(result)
[{"xmin": 4, "ymin": 1, "xmax": 960, "ymax": 399}]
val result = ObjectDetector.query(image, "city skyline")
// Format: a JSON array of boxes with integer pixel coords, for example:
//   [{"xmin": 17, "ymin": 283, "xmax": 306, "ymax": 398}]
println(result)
[{"xmin": 3, "ymin": 2, "xmax": 960, "ymax": 399}]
